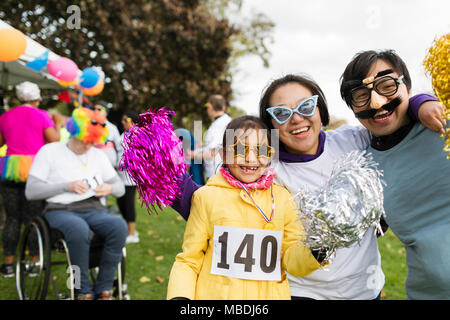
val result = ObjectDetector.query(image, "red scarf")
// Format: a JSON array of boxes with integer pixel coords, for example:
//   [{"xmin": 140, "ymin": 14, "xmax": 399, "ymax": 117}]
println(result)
[{"xmin": 220, "ymin": 166, "xmax": 275, "ymax": 190}]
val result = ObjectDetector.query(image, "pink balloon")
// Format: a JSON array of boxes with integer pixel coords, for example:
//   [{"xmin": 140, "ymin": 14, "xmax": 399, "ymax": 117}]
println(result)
[{"xmin": 47, "ymin": 57, "xmax": 79, "ymax": 82}]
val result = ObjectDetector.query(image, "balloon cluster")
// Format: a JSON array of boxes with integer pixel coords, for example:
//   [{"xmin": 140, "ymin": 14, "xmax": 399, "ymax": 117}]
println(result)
[
  {"xmin": 423, "ymin": 33, "xmax": 450, "ymax": 158},
  {"xmin": 46, "ymin": 59, "xmax": 104, "ymax": 96},
  {"xmin": 0, "ymin": 27, "xmax": 104, "ymax": 96},
  {"xmin": 294, "ymin": 151, "xmax": 385, "ymax": 262}
]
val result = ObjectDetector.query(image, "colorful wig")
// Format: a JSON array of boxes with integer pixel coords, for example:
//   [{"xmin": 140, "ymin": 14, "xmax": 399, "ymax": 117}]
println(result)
[{"xmin": 66, "ymin": 107, "xmax": 109, "ymax": 143}]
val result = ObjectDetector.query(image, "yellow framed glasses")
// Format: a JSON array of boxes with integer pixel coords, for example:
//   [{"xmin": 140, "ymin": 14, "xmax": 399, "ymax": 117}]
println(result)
[{"xmin": 226, "ymin": 139, "xmax": 274, "ymax": 159}]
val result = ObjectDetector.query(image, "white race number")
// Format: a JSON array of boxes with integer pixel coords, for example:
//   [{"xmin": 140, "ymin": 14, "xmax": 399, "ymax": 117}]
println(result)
[{"xmin": 211, "ymin": 225, "xmax": 282, "ymax": 281}]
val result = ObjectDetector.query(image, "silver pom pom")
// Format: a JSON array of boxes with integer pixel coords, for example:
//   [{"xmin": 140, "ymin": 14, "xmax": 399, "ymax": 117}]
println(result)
[{"xmin": 294, "ymin": 150, "xmax": 385, "ymax": 261}]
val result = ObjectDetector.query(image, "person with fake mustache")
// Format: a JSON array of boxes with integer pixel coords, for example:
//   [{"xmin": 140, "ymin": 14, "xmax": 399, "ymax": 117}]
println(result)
[{"xmin": 340, "ymin": 49, "xmax": 450, "ymax": 300}]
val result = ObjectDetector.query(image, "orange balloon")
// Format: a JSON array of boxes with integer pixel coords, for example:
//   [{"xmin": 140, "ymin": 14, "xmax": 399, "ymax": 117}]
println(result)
[
  {"xmin": 0, "ymin": 29, "xmax": 27, "ymax": 61},
  {"xmin": 58, "ymin": 79, "xmax": 81, "ymax": 87},
  {"xmin": 81, "ymin": 79, "xmax": 104, "ymax": 96}
]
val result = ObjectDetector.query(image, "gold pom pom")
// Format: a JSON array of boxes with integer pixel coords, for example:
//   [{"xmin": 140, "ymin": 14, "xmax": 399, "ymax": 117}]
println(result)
[{"xmin": 423, "ymin": 34, "xmax": 450, "ymax": 158}]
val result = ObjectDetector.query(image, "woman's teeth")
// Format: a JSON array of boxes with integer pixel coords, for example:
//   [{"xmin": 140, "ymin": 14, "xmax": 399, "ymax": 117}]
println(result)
[{"xmin": 291, "ymin": 127, "xmax": 309, "ymax": 135}]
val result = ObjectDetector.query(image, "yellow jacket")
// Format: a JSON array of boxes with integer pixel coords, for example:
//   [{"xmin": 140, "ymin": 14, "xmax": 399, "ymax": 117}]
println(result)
[{"xmin": 167, "ymin": 172, "xmax": 322, "ymax": 300}]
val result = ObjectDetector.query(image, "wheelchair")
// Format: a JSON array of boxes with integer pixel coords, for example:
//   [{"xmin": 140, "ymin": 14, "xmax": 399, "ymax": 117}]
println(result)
[{"xmin": 15, "ymin": 215, "xmax": 129, "ymax": 300}]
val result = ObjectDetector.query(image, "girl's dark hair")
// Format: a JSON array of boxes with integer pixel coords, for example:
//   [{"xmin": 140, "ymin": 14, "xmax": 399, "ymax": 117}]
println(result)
[
  {"xmin": 259, "ymin": 74, "xmax": 330, "ymax": 130},
  {"xmin": 222, "ymin": 115, "xmax": 270, "ymax": 148},
  {"xmin": 339, "ymin": 49, "xmax": 412, "ymax": 108}
]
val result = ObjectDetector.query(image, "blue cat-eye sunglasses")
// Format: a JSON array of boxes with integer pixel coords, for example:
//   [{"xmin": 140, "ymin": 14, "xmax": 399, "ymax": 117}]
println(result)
[{"xmin": 266, "ymin": 95, "xmax": 318, "ymax": 125}]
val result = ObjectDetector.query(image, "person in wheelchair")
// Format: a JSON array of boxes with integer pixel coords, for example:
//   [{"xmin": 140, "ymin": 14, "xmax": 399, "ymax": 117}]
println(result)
[{"xmin": 25, "ymin": 107, "xmax": 127, "ymax": 300}]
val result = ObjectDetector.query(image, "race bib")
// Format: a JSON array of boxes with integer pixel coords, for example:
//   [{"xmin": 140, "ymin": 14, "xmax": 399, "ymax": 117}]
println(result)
[
  {"xmin": 82, "ymin": 174, "xmax": 103, "ymax": 190},
  {"xmin": 211, "ymin": 225, "xmax": 282, "ymax": 281}
]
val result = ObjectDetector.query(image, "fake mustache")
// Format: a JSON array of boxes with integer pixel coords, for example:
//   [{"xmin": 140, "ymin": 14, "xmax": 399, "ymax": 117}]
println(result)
[{"xmin": 354, "ymin": 97, "xmax": 402, "ymax": 119}]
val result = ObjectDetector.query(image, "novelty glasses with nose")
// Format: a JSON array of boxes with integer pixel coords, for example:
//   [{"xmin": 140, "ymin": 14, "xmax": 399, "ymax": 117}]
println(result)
[
  {"xmin": 226, "ymin": 139, "xmax": 274, "ymax": 159},
  {"xmin": 266, "ymin": 95, "xmax": 318, "ymax": 125},
  {"xmin": 350, "ymin": 75, "xmax": 404, "ymax": 108}
]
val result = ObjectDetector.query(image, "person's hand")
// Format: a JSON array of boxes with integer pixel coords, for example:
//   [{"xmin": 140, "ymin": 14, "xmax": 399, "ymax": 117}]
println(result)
[
  {"xmin": 94, "ymin": 184, "xmax": 112, "ymax": 197},
  {"xmin": 418, "ymin": 100, "xmax": 447, "ymax": 135},
  {"xmin": 68, "ymin": 180, "xmax": 90, "ymax": 194}
]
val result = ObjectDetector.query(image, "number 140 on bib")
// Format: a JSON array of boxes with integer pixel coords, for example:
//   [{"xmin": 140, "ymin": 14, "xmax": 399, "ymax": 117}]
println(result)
[{"xmin": 211, "ymin": 225, "xmax": 282, "ymax": 281}]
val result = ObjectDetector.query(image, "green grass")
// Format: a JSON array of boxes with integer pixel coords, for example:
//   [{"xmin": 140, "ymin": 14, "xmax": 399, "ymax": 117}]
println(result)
[
  {"xmin": 0, "ymin": 200, "xmax": 407, "ymax": 300},
  {"xmin": 377, "ymin": 229, "xmax": 408, "ymax": 300}
]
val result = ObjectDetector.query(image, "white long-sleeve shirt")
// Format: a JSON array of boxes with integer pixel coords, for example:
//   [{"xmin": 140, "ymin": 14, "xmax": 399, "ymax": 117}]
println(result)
[{"xmin": 198, "ymin": 113, "xmax": 232, "ymax": 179}]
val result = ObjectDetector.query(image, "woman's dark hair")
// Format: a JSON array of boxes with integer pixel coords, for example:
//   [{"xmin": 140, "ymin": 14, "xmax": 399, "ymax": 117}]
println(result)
[
  {"xmin": 222, "ymin": 115, "xmax": 271, "ymax": 148},
  {"xmin": 339, "ymin": 49, "xmax": 412, "ymax": 107},
  {"xmin": 259, "ymin": 74, "xmax": 330, "ymax": 129}
]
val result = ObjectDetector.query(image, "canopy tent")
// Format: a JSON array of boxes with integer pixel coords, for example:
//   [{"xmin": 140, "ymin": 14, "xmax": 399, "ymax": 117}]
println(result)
[{"xmin": 0, "ymin": 19, "xmax": 62, "ymax": 90}]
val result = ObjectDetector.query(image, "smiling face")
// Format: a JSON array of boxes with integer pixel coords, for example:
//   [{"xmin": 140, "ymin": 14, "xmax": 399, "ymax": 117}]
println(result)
[
  {"xmin": 223, "ymin": 129, "xmax": 271, "ymax": 184},
  {"xmin": 353, "ymin": 59, "xmax": 411, "ymax": 136},
  {"xmin": 269, "ymin": 82, "xmax": 321, "ymax": 155}
]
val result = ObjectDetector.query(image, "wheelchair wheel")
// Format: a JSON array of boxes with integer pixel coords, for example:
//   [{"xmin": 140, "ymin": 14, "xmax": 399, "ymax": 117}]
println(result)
[
  {"xmin": 47, "ymin": 235, "xmax": 76, "ymax": 300},
  {"xmin": 16, "ymin": 216, "xmax": 51, "ymax": 300},
  {"xmin": 114, "ymin": 248, "xmax": 128, "ymax": 300}
]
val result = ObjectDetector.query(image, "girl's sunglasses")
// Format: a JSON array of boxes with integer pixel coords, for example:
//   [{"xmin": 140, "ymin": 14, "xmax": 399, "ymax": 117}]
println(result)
[
  {"xmin": 226, "ymin": 139, "xmax": 274, "ymax": 159},
  {"xmin": 266, "ymin": 95, "xmax": 318, "ymax": 125},
  {"xmin": 91, "ymin": 120, "xmax": 107, "ymax": 127}
]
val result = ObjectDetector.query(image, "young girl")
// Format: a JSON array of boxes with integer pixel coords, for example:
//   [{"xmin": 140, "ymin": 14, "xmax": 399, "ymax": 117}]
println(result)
[{"xmin": 167, "ymin": 115, "xmax": 325, "ymax": 300}]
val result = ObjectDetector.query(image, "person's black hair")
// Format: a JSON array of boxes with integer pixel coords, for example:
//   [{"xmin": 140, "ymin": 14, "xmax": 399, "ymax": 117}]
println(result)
[
  {"xmin": 339, "ymin": 49, "xmax": 412, "ymax": 108},
  {"xmin": 259, "ymin": 74, "xmax": 330, "ymax": 129},
  {"xmin": 208, "ymin": 95, "xmax": 227, "ymax": 112},
  {"xmin": 95, "ymin": 101, "xmax": 113, "ymax": 114},
  {"xmin": 125, "ymin": 110, "xmax": 140, "ymax": 124}
]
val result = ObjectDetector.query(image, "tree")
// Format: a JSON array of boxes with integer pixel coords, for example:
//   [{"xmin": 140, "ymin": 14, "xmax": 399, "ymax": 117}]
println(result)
[{"xmin": 0, "ymin": 0, "xmax": 273, "ymax": 129}]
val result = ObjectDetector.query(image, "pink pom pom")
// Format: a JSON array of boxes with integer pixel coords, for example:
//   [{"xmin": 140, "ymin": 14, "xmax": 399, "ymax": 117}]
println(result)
[{"xmin": 120, "ymin": 107, "xmax": 187, "ymax": 214}]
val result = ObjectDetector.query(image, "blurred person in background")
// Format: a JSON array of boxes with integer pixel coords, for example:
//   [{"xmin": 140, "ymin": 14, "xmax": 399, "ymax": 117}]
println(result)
[
  {"xmin": 0, "ymin": 81, "xmax": 61, "ymax": 277},
  {"xmin": 25, "ymin": 107, "xmax": 127, "ymax": 299},
  {"xmin": 93, "ymin": 101, "xmax": 121, "ymax": 170},
  {"xmin": 191, "ymin": 95, "xmax": 231, "ymax": 181},
  {"xmin": 117, "ymin": 111, "xmax": 140, "ymax": 243}
]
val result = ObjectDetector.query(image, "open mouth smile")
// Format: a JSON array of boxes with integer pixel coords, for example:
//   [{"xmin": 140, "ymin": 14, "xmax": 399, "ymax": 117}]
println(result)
[
  {"xmin": 239, "ymin": 165, "xmax": 259, "ymax": 173},
  {"xmin": 372, "ymin": 110, "xmax": 393, "ymax": 122},
  {"xmin": 290, "ymin": 126, "xmax": 310, "ymax": 137}
]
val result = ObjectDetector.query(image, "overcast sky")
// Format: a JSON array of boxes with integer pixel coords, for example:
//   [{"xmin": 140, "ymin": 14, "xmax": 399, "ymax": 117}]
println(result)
[{"xmin": 231, "ymin": 0, "xmax": 450, "ymax": 125}]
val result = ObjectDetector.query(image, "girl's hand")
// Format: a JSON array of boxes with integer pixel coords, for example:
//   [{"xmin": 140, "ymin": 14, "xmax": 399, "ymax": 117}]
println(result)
[
  {"xmin": 94, "ymin": 184, "xmax": 112, "ymax": 197},
  {"xmin": 418, "ymin": 100, "xmax": 446, "ymax": 135}
]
